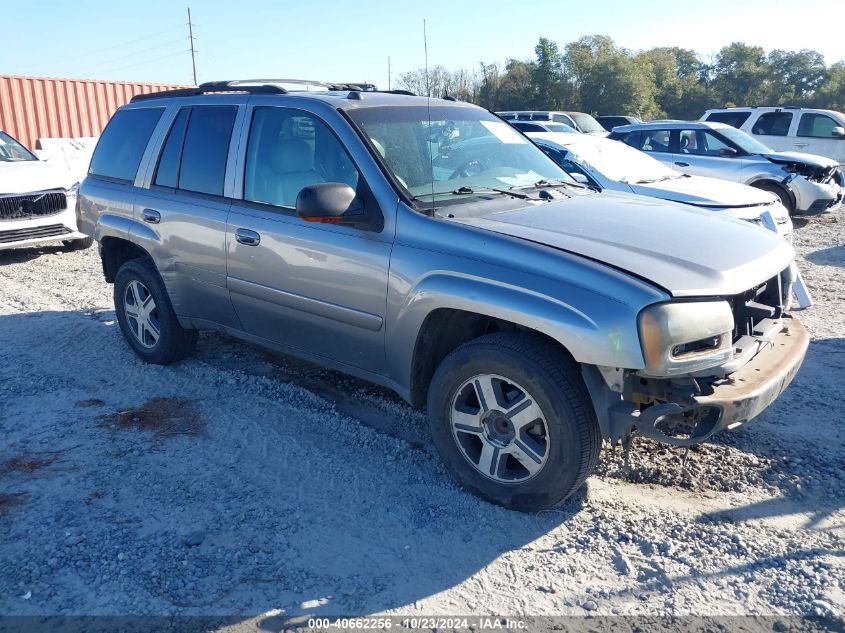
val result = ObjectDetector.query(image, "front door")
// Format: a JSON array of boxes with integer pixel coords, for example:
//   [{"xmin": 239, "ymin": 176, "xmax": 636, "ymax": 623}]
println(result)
[
  {"xmin": 225, "ymin": 106, "xmax": 392, "ymax": 372},
  {"xmin": 672, "ymin": 129, "xmax": 745, "ymax": 182},
  {"xmin": 795, "ymin": 112, "xmax": 845, "ymax": 167}
]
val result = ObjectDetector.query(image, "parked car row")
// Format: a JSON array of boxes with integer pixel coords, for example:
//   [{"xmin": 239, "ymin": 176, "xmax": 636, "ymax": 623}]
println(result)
[
  {"xmin": 500, "ymin": 110, "xmax": 844, "ymax": 217},
  {"xmin": 66, "ymin": 81, "xmax": 810, "ymax": 512}
]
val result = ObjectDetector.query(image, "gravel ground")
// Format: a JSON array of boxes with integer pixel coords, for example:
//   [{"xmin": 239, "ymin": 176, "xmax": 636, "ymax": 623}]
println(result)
[{"xmin": 0, "ymin": 211, "xmax": 843, "ymax": 627}]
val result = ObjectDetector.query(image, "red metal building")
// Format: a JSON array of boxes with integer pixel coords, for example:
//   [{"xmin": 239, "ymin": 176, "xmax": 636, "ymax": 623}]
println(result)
[{"xmin": 0, "ymin": 74, "xmax": 188, "ymax": 150}]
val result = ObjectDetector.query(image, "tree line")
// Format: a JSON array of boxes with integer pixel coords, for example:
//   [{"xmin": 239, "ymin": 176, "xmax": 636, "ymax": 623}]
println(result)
[{"xmin": 396, "ymin": 35, "xmax": 845, "ymax": 119}]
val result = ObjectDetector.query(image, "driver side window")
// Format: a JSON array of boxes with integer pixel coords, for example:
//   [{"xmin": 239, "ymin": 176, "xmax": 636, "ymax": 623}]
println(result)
[{"xmin": 244, "ymin": 108, "xmax": 360, "ymax": 209}]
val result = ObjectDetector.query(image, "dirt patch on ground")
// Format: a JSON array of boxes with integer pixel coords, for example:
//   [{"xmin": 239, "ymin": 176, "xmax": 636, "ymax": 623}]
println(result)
[
  {"xmin": 0, "ymin": 454, "xmax": 58, "ymax": 477},
  {"xmin": 98, "ymin": 397, "xmax": 203, "ymax": 437},
  {"xmin": 0, "ymin": 492, "xmax": 29, "ymax": 514},
  {"xmin": 75, "ymin": 398, "xmax": 106, "ymax": 408}
]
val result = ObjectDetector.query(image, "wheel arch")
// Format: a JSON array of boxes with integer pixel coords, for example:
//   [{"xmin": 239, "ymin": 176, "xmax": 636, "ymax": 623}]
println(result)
[{"xmin": 395, "ymin": 273, "xmax": 647, "ymax": 408}]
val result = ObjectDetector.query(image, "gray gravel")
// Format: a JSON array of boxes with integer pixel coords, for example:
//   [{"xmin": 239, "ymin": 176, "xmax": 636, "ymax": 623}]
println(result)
[{"xmin": 0, "ymin": 211, "xmax": 843, "ymax": 622}]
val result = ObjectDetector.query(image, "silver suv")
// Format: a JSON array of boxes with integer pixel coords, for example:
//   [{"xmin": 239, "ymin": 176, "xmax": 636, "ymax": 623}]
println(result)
[{"xmin": 78, "ymin": 80, "xmax": 809, "ymax": 512}]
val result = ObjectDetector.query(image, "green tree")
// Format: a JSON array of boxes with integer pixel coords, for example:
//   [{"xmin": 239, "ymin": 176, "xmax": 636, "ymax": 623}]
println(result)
[
  {"xmin": 564, "ymin": 35, "xmax": 659, "ymax": 118},
  {"xmin": 812, "ymin": 62, "xmax": 845, "ymax": 111},
  {"xmin": 532, "ymin": 37, "xmax": 563, "ymax": 109},
  {"xmin": 765, "ymin": 49, "xmax": 826, "ymax": 105},
  {"xmin": 639, "ymin": 47, "xmax": 711, "ymax": 119},
  {"xmin": 497, "ymin": 59, "xmax": 536, "ymax": 109},
  {"xmin": 712, "ymin": 43, "xmax": 768, "ymax": 106}
]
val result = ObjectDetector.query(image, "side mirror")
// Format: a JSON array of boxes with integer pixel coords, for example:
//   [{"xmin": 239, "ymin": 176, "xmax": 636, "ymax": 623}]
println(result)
[
  {"xmin": 296, "ymin": 183, "xmax": 362, "ymax": 224},
  {"xmin": 832, "ymin": 126, "xmax": 845, "ymax": 139},
  {"xmin": 570, "ymin": 172, "xmax": 590, "ymax": 185},
  {"xmin": 719, "ymin": 147, "xmax": 738, "ymax": 158}
]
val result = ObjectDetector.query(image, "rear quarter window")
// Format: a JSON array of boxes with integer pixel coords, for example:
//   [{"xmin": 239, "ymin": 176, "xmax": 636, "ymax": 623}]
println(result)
[
  {"xmin": 89, "ymin": 108, "xmax": 164, "ymax": 182},
  {"xmin": 705, "ymin": 111, "xmax": 752, "ymax": 129}
]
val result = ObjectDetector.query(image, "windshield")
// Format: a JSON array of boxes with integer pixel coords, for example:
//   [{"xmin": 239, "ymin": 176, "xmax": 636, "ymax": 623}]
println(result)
[
  {"xmin": 716, "ymin": 126, "xmax": 772, "ymax": 155},
  {"xmin": 566, "ymin": 138, "xmax": 678, "ymax": 183},
  {"xmin": 348, "ymin": 105, "xmax": 576, "ymax": 206},
  {"xmin": 569, "ymin": 113, "xmax": 605, "ymax": 134},
  {"xmin": 0, "ymin": 132, "xmax": 37, "ymax": 162}
]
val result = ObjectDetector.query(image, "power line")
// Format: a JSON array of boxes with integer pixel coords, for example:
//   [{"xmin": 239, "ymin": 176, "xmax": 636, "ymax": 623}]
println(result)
[
  {"xmin": 25, "ymin": 24, "xmax": 185, "ymax": 70},
  {"xmin": 91, "ymin": 49, "xmax": 193, "ymax": 76}
]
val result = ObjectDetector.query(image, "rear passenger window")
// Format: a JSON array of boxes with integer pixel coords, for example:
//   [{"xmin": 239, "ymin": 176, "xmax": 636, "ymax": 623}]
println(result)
[
  {"xmin": 798, "ymin": 113, "xmax": 840, "ymax": 137},
  {"xmin": 705, "ymin": 111, "xmax": 752, "ymax": 128},
  {"xmin": 89, "ymin": 108, "xmax": 163, "ymax": 182},
  {"xmin": 752, "ymin": 112, "xmax": 793, "ymax": 136},
  {"xmin": 178, "ymin": 106, "xmax": 237, "ymax": 196},
  {"xmin": 243, "ymin": 108, "xmax": 360, "ymax": 209},
  {"xmin": 625, "ymin": 130, "xmax": 671, "ymax": 153}
]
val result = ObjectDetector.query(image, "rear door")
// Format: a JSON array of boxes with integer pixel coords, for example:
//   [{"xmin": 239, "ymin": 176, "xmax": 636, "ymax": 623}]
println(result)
[
  {"xmin": 618, "ymin": 129, "xmax": 675, "ymax": 169},
  {"xmin": 225, "ymin": 104, "xmax": 393, "ymax": 372},
  {"xmin": 133, "ymin": 101, "xmax": 243, "ymax": 327},
  {"xmin": 748, "ymin": 110, "xmax": 794, "ymax": 153}
]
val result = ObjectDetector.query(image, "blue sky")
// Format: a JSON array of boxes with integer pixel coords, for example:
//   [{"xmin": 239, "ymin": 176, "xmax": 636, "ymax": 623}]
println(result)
[{"xmin": 5, "ymin": 0, "xmax": 842, "ymax": 87}]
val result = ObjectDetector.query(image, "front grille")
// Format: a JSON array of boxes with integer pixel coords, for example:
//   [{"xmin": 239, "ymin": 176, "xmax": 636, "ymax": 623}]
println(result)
[
  {"xmin": 0, "ymin": 191, "xmax": 67, "ymax": 221},
  {"xmin": 0, "ymin": 224, "xmax": 71, "ymax": 244},
  {"xmin": 727, "ymin": 271, "xmax": 786, "ymax": 341}
]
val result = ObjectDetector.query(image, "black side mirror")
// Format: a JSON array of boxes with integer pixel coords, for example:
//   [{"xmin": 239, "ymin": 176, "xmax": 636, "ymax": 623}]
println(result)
[
  {"xmin": 719, "ymin": 147, "xmax": 738, "ymax": 158},
  {"xmin": 296, "ymin": 183, "xmax": 362, "ymax": 225}
]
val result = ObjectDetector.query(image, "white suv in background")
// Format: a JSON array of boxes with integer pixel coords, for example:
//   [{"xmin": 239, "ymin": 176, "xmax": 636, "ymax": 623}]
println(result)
[
  {"xmin": 0, "ymin": 130, "xmax": 90, "ymax": 252},
  {"xmin": 701, "ymin": 107, "xmax": 845, "ymax": 167}
]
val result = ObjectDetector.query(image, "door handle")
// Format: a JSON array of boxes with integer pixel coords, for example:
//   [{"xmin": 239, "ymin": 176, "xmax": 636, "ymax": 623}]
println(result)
[
  {"xmin": 794, "ymin": 143, "xmax": 809, "ymax": 148},
  {"xmin": 674, "ymin": 161, "xmax": 690, "ymax": 167},
  {"xmin": 235, "ymin": 228, "xmax": 261, "ymax": 246},
  {"xmin": 141, "ymin": 208, "xmax": 161, "ymax": 224}
]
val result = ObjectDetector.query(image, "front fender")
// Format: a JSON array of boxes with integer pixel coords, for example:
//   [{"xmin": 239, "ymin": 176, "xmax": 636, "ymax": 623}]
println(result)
[{"xmin": 387, "ymin": 269, "xmax": 656, "ymax": 398}]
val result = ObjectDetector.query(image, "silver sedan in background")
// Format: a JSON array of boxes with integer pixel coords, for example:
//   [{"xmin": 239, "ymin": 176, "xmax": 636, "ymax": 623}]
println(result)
[{"xmin": 608, "ymin": 120, "xmax": 844, "ymax": 216}]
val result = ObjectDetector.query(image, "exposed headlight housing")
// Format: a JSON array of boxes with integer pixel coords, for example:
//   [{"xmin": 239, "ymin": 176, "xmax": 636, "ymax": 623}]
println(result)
[
  {"xmin": 638, "ymin": 301, "xmax": 734, "ymax": 376},
  {"xmin": 66, "ymin": 182, "xmax": 80, "ymax": 197}
]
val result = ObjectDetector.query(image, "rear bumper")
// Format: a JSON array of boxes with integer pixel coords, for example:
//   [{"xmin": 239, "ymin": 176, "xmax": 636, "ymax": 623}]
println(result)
[{"xmin": 632, "ymin": 316, "xmax": 809, "ymax": 446}]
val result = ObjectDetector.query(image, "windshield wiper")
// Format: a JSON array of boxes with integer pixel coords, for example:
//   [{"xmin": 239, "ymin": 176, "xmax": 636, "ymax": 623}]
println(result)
[
  {"xmin": 516, "ymin": 178, "xmax": 595, "ymax": 192},
  {"xmin": 414, "ymin": 186, "xmax": 531, "ymax": 200}
]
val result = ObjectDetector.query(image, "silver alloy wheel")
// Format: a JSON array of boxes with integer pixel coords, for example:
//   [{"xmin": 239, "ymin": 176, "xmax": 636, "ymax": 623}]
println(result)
[
  {"xmin": 450, "ymin": 373, "xmax": 549, "ymax": 483},
  {"xmin": 123, "ymin": 280, "xmax": 160, "ymax": 349}
]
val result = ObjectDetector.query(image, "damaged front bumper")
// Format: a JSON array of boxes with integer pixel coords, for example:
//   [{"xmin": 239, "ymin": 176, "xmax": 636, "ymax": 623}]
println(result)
[{"xmin": 597, "ymin": 316, "xmax": 809, "ymax": 447}]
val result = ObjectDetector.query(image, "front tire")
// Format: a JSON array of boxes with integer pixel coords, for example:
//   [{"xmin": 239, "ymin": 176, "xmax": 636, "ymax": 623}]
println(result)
[
  {"xmin": 113, "ymin": 258, "xmax": 198, "ymax": 365},
  {"xmin": 754, "ymin": 182, "xmax": 795, "ymax": 216},
  {"xmin": 427, "ymin": 333, "xmax": 601, "ymax": 512}
]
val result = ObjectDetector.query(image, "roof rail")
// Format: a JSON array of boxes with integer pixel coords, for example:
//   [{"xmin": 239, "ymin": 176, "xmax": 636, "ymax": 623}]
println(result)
[{"xmin": 130, "ymin": 81, "xmax": 287, "ymax": 102}]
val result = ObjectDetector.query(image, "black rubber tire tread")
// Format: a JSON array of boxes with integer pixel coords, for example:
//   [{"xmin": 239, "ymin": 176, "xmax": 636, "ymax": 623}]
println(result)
[
  {"xmin": 63, "ymin": 236, "xmax": 94, "ymax": 250},
  {"xmin": 427, "ymin": 332, "xmax": 601, "ymax": 512},
  {"xmin": 753, "ymin": 181, "xmax": 795, "ymax": 216},
  {"xmin": 113, "ymin": 258, "xmax": 198, "ymax": 365}
]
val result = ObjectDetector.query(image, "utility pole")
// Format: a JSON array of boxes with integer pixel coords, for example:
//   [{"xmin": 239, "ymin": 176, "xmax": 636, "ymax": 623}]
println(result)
[
  {"xmin": 188, "ymin": 7, "xmax": 197, "ymax": 85},
  {"xmin": 388, "ymin": 56, "xmax": 391, "ymax": 91}
]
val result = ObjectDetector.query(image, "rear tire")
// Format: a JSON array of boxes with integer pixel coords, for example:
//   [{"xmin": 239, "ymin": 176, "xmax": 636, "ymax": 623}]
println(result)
[
  {"xmin": 754, "ymin": 182, "xmax": 795, "ymax": 216},
  {"xmin": 113, "ymin": 258, "xmax": 198, "ymax": 365},
  {"xmin": 427, "ymin": 332, "xmax": 601, "ymax": 512},
  {"xmin": 63, "ymin": 236, "xmax": 94, "ymax": 250}
]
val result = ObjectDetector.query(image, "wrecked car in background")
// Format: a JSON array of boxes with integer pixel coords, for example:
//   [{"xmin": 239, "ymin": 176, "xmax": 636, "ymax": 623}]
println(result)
[{"xmin": 609, "ymin": 120, "xmax": 843, "ymax": 216}]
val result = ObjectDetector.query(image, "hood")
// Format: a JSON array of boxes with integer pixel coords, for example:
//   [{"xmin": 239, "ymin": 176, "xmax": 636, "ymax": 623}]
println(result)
[
  {"xmin": 0, "ymin": 159, "xmax": 75, "ymax": 195},
  {"xmin": 451, "ymin": 192, "xmax": 794, "ymax": 297},
  {"xmin": 630, "ymin": 174, "xmax": 776, "ymax": 212},
  {"xmin": 764, "ymin": 151, "xmax": 839, "ymax": 170}
]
